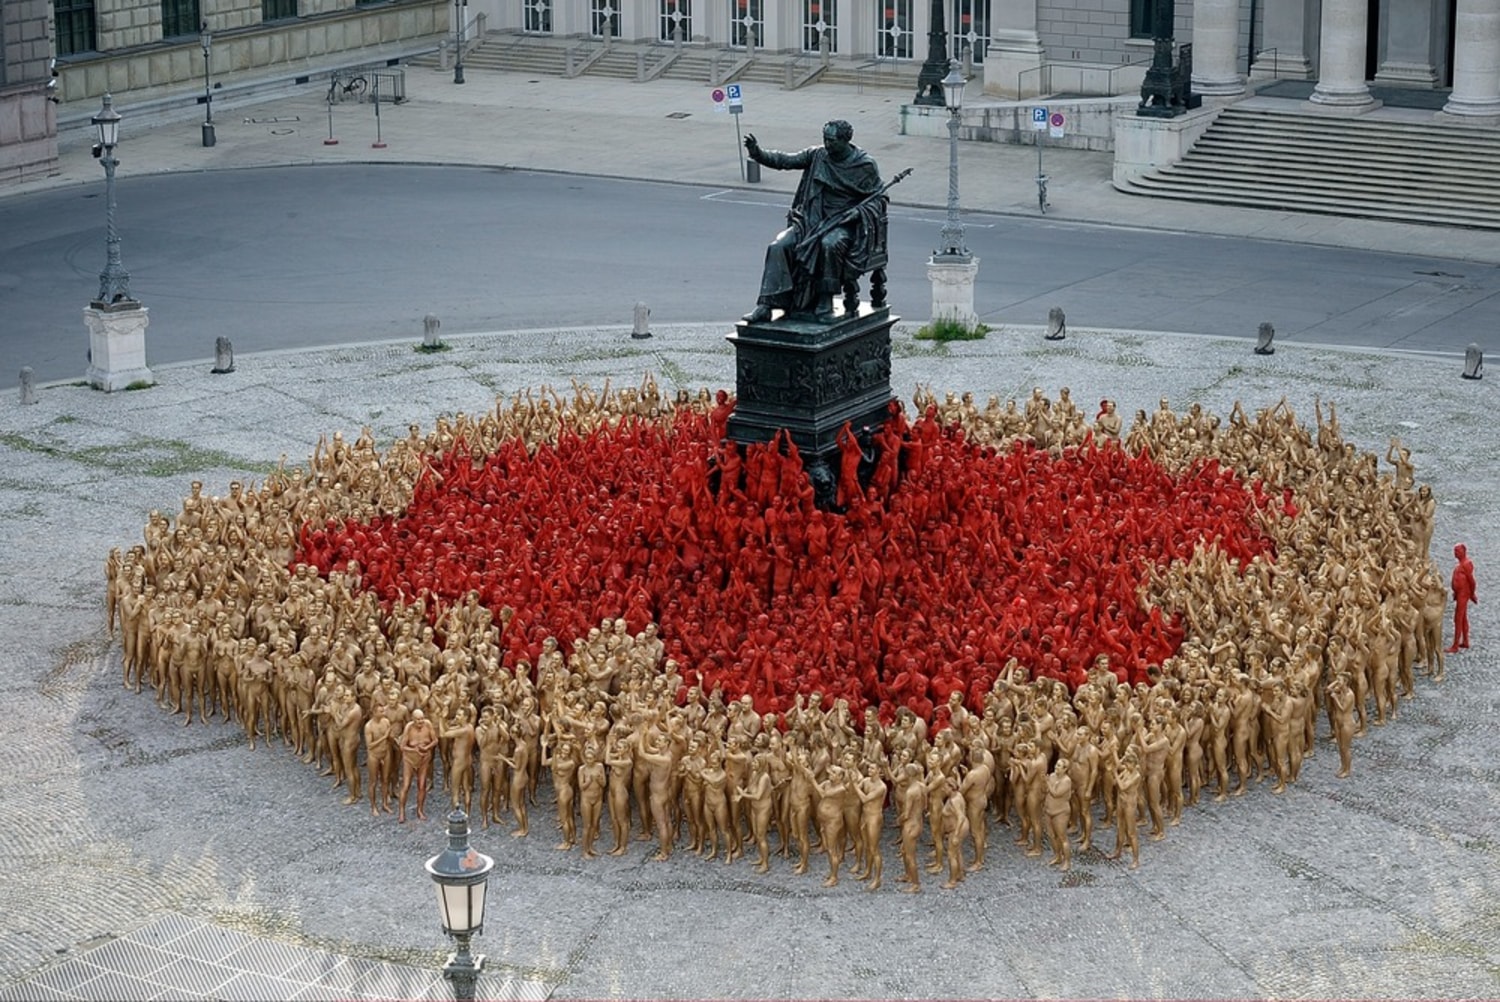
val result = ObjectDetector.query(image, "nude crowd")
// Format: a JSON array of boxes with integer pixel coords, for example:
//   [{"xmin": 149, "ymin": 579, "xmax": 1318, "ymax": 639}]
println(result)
[{"xmin": 107, "ymin": 378, "xmax": 1450, "ymax": 887}]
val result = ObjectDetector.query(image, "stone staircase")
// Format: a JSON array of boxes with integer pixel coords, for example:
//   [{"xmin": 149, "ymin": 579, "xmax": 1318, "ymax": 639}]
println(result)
[{"xmin": 1120, "ymin": 104, "xmax": 1500, "ymax": 230}]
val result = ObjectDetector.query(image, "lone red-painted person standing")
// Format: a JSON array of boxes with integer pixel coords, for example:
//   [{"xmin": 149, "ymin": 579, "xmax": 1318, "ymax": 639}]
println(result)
[{"xmin": 1447, "ymin": 543, "xmax": 1477, "ymax": 653}]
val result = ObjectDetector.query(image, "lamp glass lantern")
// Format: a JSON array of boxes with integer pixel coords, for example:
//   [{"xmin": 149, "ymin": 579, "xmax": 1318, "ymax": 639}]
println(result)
[
  {"xmin": 941, "ymin": 60, "xmax": 966, "ymax": 111},
  {"xmin": 199, "ymin": 22, "xmax": 211, "ymax": 56},
  {"xmin": 93, "ymin": 93, "xmax": 121, "ymax": 149},
  {"xmin": 425, "ymin": 810, "xmax": 495, "ymax": 937}
]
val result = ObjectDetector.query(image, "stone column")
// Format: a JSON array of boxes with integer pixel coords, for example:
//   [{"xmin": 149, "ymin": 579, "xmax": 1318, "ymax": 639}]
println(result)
[
  {"xmin": 1443, "ymin": 0, "xmax": 1500, "ymax": 118},
  {"xmin": 983, "ymin": 0, "xmax": 1045, "ymax": 98},
  {"xmin": 1251, "ymin": 0, "xmax": 1316, "ymax": 79},
  {"xmin": 1308, "ymin": 0, "xmax": 1378, "ymax": 111},
  {"xmin": 1375, "ymin": 0, "xmax": 1440, "ymax": 87},
  {"xmin": 1192, "ymin": 0, "xmax": 1246, "ymax": 95}
]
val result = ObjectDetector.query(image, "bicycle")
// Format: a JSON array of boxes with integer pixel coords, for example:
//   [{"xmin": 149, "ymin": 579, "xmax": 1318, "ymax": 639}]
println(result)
[
  {"xmin": 1036, "ymin": 173, "xmax": 1049, "ymax": 215},
  {"xmin": 326, "ymin": 72, "xmax": 368, "ymax": 104}
]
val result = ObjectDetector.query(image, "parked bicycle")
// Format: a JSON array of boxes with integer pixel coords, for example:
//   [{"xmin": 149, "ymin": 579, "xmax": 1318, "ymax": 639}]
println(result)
[
  {"xmin": 1036, "ymin": 173, "xmax": 1050, "ymax": 215},
  {"xmin": 326, "ymin": 72, "xmax": 368, "ymax": 104}
]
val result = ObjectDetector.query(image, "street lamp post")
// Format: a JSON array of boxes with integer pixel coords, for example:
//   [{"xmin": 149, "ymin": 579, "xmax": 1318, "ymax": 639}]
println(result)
[
  {"xmin": 93, "ymin": 93, "xmax": 133, "ymax": 308},
  {"xmin": 85, "ymin": 93, "xmax": 153, "ymax": 391},
  {"xmin": 453, "ymin": 0, "xmax": 466, "ymax": 84},
  {"xmin": 926, "ymin": 60, "xmax": 979, "ymax": 331},
  {"xmin": 199, "ymin": 22, "xmax": 215, "ymax": 147},
  {"xmin": 937, "ymin": 59, "xmax": 968, "ymax": 260},
  {"xmin": 425, "ymin": 809, "xmax": 494, "ymax": 1002}
]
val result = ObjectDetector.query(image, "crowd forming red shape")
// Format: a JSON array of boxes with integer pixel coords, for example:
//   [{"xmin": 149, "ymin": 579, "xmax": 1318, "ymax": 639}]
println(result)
[{"xmin": 299, "ymin": 407, "xmax": 1276, "ymax": 726}]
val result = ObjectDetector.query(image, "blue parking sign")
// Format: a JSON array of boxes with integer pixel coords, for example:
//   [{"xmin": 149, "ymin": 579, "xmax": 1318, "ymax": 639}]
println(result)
[{"xmin": 1031, "ymin": 106, "xmax": 1047, "ymax": 131}]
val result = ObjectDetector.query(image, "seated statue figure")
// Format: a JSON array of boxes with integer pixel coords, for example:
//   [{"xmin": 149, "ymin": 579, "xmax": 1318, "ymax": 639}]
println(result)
[{"xmin": 742, "ymin": 120, "xmax": 891, "ymax": 324}]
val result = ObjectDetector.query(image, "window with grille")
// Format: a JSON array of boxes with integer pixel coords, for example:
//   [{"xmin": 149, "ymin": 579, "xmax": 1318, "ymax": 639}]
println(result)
[
  {"xmin": 950, "ymin": 0, "xmax": 987, "ymax": 62},
  {"xmin": 802, "ymin": 0, "xmax": 836, "ymax": 54},
  {"xmin": 729, "ymin": 0, "xmax": 763, "ymax": 48},
  {"xmin": 590, "ymin": 0, "xmax": 620, "ymax": 37},
  {"xmin": 55, "ymin": 0, "xmax": 98, "ymax": 55},
  {"xmin": 659, "ymin": 0, "xmax": 691, "ymax": 42},
  {"xmin": 524, "ymin": 0, "xmax": 553, "ymax": 31},
  {"xmin": 877, "ymin": 0, "xmax": 912, "ymax": 58},
  {"xmin": 161, "ymin": 0, "xmax": 201, "ymax": 38},
  {"xmin": 263, "ymin": 0, "xmax": 298, "ymax": 21}
]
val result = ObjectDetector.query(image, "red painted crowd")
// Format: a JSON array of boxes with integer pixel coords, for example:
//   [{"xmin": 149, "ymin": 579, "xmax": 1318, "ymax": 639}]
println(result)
[{"xmin": 297, "ymin": 394, "xmax": 1275, "ymax": 725}]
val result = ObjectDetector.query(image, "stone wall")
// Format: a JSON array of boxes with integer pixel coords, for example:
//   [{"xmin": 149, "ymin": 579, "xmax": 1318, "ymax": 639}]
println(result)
[
  {"xmin": 97, "ymin": 0, "xmax": 164, "ymax": 52},
  {"xmin": 0, "ymin": 0, "xmax": 58, "ymax": 183},
  {"xmin": 1036, "ymin": 0, "xmax": 1192, "ymax": 66},
  {"xmin": 58, "ymin": 1, "xmax": 445, "ymax": 103}
]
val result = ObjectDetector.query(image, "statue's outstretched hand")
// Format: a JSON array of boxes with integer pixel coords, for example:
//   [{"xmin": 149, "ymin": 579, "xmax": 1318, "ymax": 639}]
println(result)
[{"xmin": 744, "ymin": 133, "xmax": 761, "ymax": 160}]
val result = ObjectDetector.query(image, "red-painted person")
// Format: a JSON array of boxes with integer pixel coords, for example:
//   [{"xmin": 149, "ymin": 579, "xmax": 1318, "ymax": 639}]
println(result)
[{"xmin": 1447, "ymin": 543, "xmax": 1477, "ymax": 653}]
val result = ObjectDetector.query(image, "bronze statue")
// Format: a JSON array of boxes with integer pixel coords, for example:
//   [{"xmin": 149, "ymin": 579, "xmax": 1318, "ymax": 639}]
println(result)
[{"xmin": 742, "ymin": 120, "xmax": 896, "ymax": 324}]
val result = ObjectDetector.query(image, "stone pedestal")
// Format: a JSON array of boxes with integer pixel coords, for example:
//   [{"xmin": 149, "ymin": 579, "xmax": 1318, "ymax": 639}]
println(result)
[
  {"xmin": 927, "ymin": 256, "xmax": 980, "ymax": 327},
  {"xmin": 726, "ymin": 304, "xmax": 897, "ymax": 507},
  {"xmin": 1112, "ymin": 105, "xmax": 1219, "ymax": 186},
  {"xmin": 84, "ymin": 304, "xmax": 154, "ymax": 391}
]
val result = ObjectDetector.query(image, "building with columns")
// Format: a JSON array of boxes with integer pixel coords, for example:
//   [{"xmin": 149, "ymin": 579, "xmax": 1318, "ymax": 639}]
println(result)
[
  {"xmin": 468, "ymin": 0, "xmax": 1500, "ymax": 116},
  {"xmin": 3, "ymin": 0, "xmax": 1496, "ymax": 185}
]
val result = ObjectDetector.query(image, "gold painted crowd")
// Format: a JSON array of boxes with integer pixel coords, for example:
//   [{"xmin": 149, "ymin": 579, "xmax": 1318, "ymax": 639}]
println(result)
[{"xmin": 106, "ymin": 379, "xmax": 1448, "ymax": 889}]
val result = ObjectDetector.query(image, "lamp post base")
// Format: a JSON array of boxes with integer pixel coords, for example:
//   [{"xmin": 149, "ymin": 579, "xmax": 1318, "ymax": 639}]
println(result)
[
  {"xmin": 442, "ymin": 947, "xmax": 484, "ymax": 1002},
  {"xmin": 84, "ymin": 303, "xmax": 154, "ymax": 391},
  {"xmin": 201, "ymin": 122, "xmax": 215, "ymax": 147}
]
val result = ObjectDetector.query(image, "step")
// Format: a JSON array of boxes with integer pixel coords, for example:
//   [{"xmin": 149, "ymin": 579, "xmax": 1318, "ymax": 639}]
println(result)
[
  {"xmin": 1220, "ymin": 107, "xmax": 1500, "ymax": 142},
  {"xmin": 1163, "ymin": 161, "xmax": 1500, "ymax": 203},
  {"xmin": 1185, "ymin": 146, "xmax": 1500, "ymax": 183},
  {"xmin": 1148, "ymin": 168, "xmax": 1500, "ymax": 216},
  {"xmin": 1124, "ymin": 174, "xmax": 1500, "ymax": 227}
]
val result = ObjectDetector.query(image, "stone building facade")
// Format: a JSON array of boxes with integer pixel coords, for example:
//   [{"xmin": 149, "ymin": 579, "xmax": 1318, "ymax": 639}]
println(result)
[
  {"xmin": 50, "ymin": 0, "xmax": 446, "ymax": 106},
  {"xmin": 1, "ymin": 0, "xmax": 58, "ymax": 183},
  {"xmin": 470, "ymin": 0, "xmax": 1498, "ymax": 113}
]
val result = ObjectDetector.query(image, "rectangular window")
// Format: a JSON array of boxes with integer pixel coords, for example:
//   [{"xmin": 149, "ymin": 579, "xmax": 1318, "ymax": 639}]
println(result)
[
  {"xmin": 877, "ymin": 0, "xmax": 912, "ymax": 58},
  {"xmin": 590, "ymin": 0, "xmax": 619, "ymax": 37},
  {"xmin": 1130, "ymin": 0, "xmax": 1155, "ymax": 38},
  {"xmin": 524, "ymin": 0, "xmax": 553, "ymax": 31},
  {"xmin": 161, "ymin": 0, "xmax": 201, "ymax": 38},
  {"xmin": 802, "ymin": 0, "xmax": 836, "ymax": 54},
  {"xmin": 55, "ymin": 0, "xmax": 98, "ymax": 55},
  {"xmin": 263, "ymin": 0, "xmax": 298, "ymax": 20},
  {"xmin": 659, "ymin": 0, "xmax": 691, "ymax": 42},
  {"xmin": 951, "ymin": 0, "xmax": 987, "ymax": 63},
  {"xmin": 730, "ymin": 0, "xmax": 764, "ymax": 48}
]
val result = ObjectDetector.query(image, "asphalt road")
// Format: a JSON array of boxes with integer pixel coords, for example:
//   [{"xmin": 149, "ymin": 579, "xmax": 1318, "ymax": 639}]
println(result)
[{"xmin": 3, "ymin": 164, "xmax": 1498, "ymax": 385}]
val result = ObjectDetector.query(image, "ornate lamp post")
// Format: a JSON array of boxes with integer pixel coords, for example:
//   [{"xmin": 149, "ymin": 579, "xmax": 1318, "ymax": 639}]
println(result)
[
  {"xmin": 425, "ymin": 810, "xmax": 494, "ymax": 1002},
  {"xmin": 937, "ymin": 59, "xmax": 968, "ymax": 260},
  {"xmin": 453, "ymin": 0, "xmax": 466, "ymax": 84},
  {"xmin": 85, "ymin": 93, "xmax": 153, "ymax": 391},
  {"xmin": 913, "ymin": 0, "xmax": 949, "ymax": 104},
  {"xmin": 92, "ymin": 94, "xmax": 132, "ymax": 309},
  {"xmin": 199, "ymin": 22, "xmax": 215, "ymax": 146}
]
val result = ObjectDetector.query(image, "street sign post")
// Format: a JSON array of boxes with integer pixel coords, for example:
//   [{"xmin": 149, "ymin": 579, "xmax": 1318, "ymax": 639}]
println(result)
[
  {"xmin": 717, "ymin": 85, "xmax": 748, "ymax": 181},
  {"xmin": 1031, "ymin": 106, "xmax": 1047, "ymax": 131}
]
